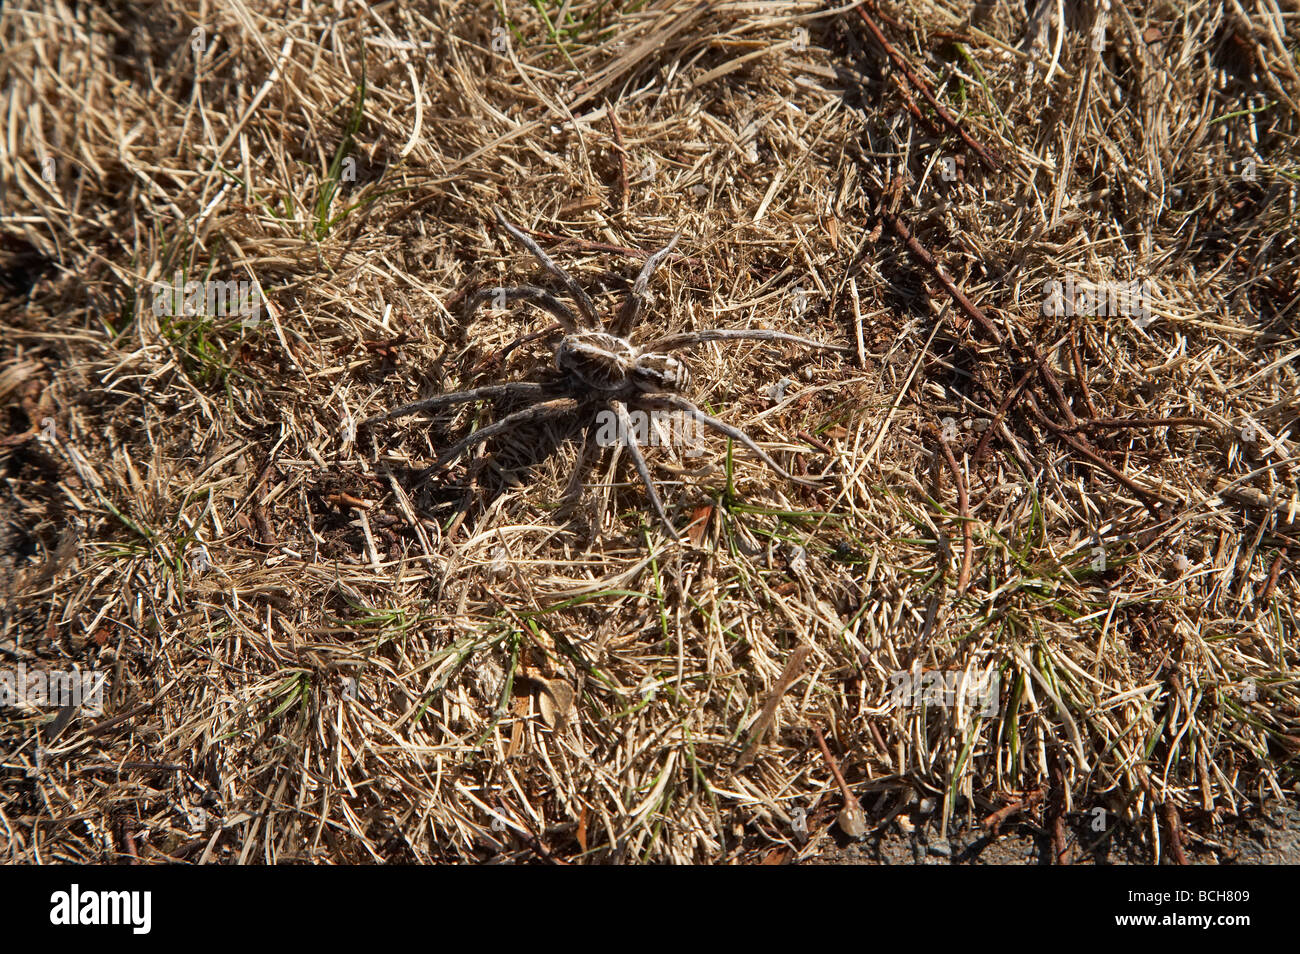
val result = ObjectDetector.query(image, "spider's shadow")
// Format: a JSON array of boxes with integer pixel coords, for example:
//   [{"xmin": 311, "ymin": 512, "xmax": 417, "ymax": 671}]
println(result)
[{"xmin": 391, "ymin": 391, "xmax": 602, "ymax": 538}]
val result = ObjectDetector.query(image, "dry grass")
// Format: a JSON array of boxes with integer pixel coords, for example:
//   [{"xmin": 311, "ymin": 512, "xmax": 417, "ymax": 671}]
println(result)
[{"xmin": 1, "ymin": 0, "xmax": 1297, "ymax": 864}]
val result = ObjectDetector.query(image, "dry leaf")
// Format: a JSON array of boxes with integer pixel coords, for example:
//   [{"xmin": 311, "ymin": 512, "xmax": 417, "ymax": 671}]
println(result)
[
  {"xmin": 507, "ymin": 697, "xmax": 528, "ymax": 758},
  {"xmin": 559, "ymin": 195, "xmax": 602, "ymax": 215},
  {"xmin": 687, "ymin": 504, "xmax": 713, "ymax": 544},
  {"xmin": 824, "ymin": 215, "xmax": 839, "ymax": 251},
  {"xmin": 538, "ymin": 679, "xmax": 575, "ymax": 730}
]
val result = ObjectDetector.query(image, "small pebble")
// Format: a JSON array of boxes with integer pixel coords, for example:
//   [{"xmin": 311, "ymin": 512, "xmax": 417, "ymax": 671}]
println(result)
[{"xmin": 767, "ymin": 377, "xmax": 793, "ymax": 403}]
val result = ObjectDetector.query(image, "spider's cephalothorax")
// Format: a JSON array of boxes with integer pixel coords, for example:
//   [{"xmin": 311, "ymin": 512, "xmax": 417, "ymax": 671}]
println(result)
[
  {"xmin": 554, "ymin": 331, "xmax": 636, "ymax": 391},
  {"xmin": 362, "ymin": 208, "xmax": 844, "ymax": 542}
]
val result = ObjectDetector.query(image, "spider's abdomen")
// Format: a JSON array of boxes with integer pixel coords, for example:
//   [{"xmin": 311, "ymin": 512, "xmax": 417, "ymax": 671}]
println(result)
[{"xmin": 555, "ymin": 331, "xmax": 635, "ymax": 391}]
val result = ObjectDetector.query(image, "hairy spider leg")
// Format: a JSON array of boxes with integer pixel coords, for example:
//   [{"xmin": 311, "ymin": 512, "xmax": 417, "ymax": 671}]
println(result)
[
  {"xmin": 643, "ymin": 328, "xmax": 848, "ymax": 352},
  {"xmin": 612, "ymin": 399, "xmax": 681, "ymax": 541},
  {"xmin": 610, "ymin": 232, "xmax": 682, "ymax": 337},
  {"xmin": 635, "ymin": 393, "xmax": 820, "ymax": 488},
  {"xmin": 494, "ymin": 209, "xmax": 599, "ymax": 327},
  {"xmin": 464, "ymin": 285, "xmax": 581, "ymax": 331},
  {"xmin": 411, "ymin": 397, "xmax": 582, "ymax": 483},
  {"xmin": 360, "ymin": 382, "xmax": 553, "ymax": 428},
  {"xmin": 496, "ymin": 323, "xmax": 566, "ymax": 366}
]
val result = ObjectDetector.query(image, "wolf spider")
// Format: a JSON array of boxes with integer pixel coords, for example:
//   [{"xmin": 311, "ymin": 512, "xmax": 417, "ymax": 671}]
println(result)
[{"xmin": 362, "ymin": 209, "xmax": 843, "ymax": 541}]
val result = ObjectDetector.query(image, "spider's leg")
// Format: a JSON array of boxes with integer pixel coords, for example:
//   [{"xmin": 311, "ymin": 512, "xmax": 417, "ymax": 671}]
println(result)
[
  {"xmin": 637, "ymin": 393, "xmax": 820, "ymax": 488},
  {"xmin": 612, "ymin": 400, "xmax": 681, "ymax": 541},
  {"xmin": 361, "ymin": 382, "xmax": 552, "ymax": 428},
  {"xmin": 497, "ymin": 322, "xmax": 565, "ymax": 365},
  {"xmin": 412, "ymin": 396, "xmax": 581, "ymax": 482},
  {"xmin": 610, "ymin": 231, "xmax": 681, "ymax": 337},
  {"xmin": 465, "ymin": 285, "xmax": 580, "ymax": 332},
  {"xmin": 642, "ymin": 328, "xmax": 848, "ymax": 352},
  {"xmin": 494, "ymin": 209, "xmax": 600, "ymax": 328}
]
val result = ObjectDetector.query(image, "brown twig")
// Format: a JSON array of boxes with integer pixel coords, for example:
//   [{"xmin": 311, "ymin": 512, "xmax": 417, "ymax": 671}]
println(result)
[
  {"xmin": 1061, "ymin": 416, "xmax": 1212, "ymax": 433},
  {"xmin": 472, "ymin": 321, "xmax": 563, "ymax": 374},
  {"xmin": 120, "ymin": 818, "xmax": 138, "ymax": 864},
  {"xmin": 937, "ymin": 433, "xmax": 973, "ymax": 595},
  {"xmin": 853, "ymin": 3, "xmax": 1002, "ymax": 169},
  {"xmin": 797, "ymin": 429, "xmax": 834, "ymax": 456},
  {"xmin": 884, "ymin": 194, "xmax": 1077, "ymax": 433},
  {"xmin": 813, "ymin": 726, "xmax": 867, "ymax": 837},
  {"xmin": 1026, "ymin": 396, "xmax": 1170, "ymax": 514},
  {"xmin": 1163, "ymin": 801, "xmax": 1190, "ymax": 865},
  {"xmin": 75, "ymin": 761, "xmax": 185, "ymax": 775},
  {"xmin": 880, "ymin": 207, "xmax": 1003, "ymax": 344},
  {"xmin": 1069, "ymin": 327, "xmax": 1101, "ymax": 419},
  {"xmin": 972, "ymin": 364, "xmax": 1036, "ymax": 463},
  {"xmin": 607, "ymin": 104, "xmax": 630, "ymax": 216},
  {"xmin": 1024, "ymin": 334, "xmax": 1078, "ymax": 426},
  {"xmin": 83, "ymin": 702, "xmax": 156, "ymax": 737},
  {"xmin": 1049, "ymin": 754, "xmax": 1071, "ymax": 865},
  {"xmin": 880, "ymin": 203, "xmax": 1170, "ymax": 515},
  {"xmin": 734, "ymin": 644, "xmax": 812, "ymax": 770},
  {"xmin": 889, "ymin": 70, "xmax": 944, "ymax": 136},
  {"xmin": 930, "ymin": 30, "xmax": 980, "ymax": 44},
  {"xmin": 325, "ymin": 492, "xmax": 373, "ymax": 511},
  {"xmin": 982, "ymin": 788, "xmax": 1043, "ymax": 834},
  {"xmin": 812, "ymin": 726, "xmax": 854, "ymax": 802},
  {"xmin": 1258, "ymin": 546, "xmax": 1286, "ymax": 601}
]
